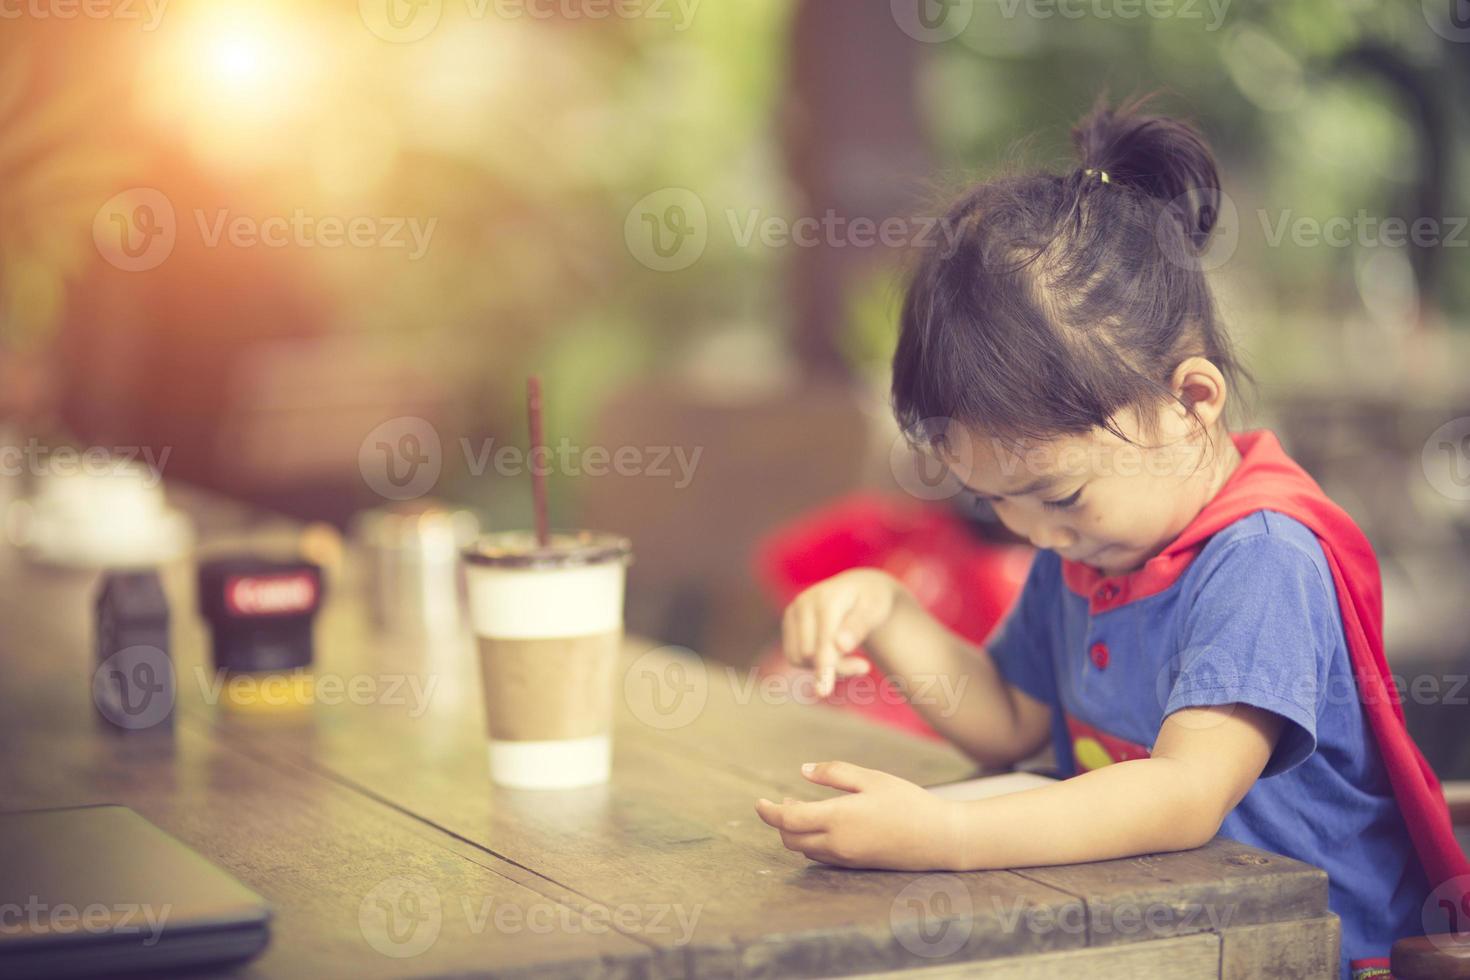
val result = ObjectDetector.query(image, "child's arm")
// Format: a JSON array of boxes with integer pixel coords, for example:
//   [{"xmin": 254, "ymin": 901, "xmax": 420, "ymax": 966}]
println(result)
[
  {"xmin": 782, "ymin": 569, "xmax": 1051, "ymax": 768},
  {"xmin": 754, "ymin": 703, "xmax": 1285, "ymax": 871}
]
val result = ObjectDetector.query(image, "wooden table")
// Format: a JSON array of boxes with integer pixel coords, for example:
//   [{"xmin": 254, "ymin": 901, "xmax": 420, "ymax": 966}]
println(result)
[{"xmin": 0, "ymin": 492, "xmax": 1342, "ymax": 978}]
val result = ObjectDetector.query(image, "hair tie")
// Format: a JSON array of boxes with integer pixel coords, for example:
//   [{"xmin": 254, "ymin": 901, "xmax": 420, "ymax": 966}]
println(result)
[{"xmin": 1083, "ymin": 167, "xmax": 1111, "ymax": 184}]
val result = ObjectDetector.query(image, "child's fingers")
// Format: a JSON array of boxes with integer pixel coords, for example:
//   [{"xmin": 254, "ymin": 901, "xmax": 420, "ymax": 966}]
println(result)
[
  {"xmin": 834, "ymin": 601, "xmax": 888, "ymax": 657},
  {"xmin": 813, "ymin": 591, "xmax": 858, "ymax": 697},
  {"xmin": 796, "ymin": 602, "xmax": 819, "ymax": 665},
  {"xmin": 801, "ymin": 760, "xmax": 881, "ymax": 793},
  {"xmin": 780, "ymin": 829, "xmax": 831, "ymax": 858},
  {"xmin": 755, "ymin": 797, "xmax": 837, "ymax": 834},
  {"xmin": 780, "ymin": 604, "xmax": 799, "ymax": 666},
  {"xmin": 780, "ymin": 801, "xmax": 838, "ymax": 834},
  {"xmin": 834, "ymin": 655, "xmax": 870, "ymax": 677}
]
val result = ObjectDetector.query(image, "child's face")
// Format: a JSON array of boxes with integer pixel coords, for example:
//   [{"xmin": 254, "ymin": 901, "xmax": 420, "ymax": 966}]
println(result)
[{"xmin": 944, "ymin": 405, "xmax": 1232, "ymax": 575}]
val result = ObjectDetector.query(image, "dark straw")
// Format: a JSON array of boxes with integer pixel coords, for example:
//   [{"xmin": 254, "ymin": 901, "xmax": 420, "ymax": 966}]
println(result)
[{"xmin": 527, "ymin": 376, "xmax": 550, "ymax": 547}]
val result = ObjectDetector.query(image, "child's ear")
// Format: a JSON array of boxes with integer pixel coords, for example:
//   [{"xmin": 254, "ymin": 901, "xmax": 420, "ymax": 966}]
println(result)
[{"xmin": 1169, "ymin": 357, "xmax": 1228, "ymax": 428}]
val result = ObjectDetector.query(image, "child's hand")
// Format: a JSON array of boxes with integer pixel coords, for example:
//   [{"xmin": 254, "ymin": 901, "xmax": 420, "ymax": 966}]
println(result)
[
  {"xmin": 781, "ymin": 569, "xmax": 899, "ymax": 696},
  {"xmin": 754, "ymin": 761, "xmax": 963, "ymax": 870}
]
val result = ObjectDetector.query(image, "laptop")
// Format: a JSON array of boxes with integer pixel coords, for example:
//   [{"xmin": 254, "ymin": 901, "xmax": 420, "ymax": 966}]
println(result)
[{"xmin": 0, "ymin": 805, "xmax": 271, "ymax": 978}]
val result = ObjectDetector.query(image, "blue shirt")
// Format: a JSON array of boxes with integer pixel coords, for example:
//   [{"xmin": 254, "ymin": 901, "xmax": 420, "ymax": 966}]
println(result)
[{"xmin": 987, "ymin": 510, "xmax": 1429, "ymax": 978}]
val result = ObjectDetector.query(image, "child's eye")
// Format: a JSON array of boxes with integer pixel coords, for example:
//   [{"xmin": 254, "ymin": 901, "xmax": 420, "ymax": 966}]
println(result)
[
  {"xmin": 963, "ymin": 492, "xmax": 999, "ymax": 521},
  {"xmin": 1042, "ymin": 487, "xmax": 1084, "ymax": 511}
]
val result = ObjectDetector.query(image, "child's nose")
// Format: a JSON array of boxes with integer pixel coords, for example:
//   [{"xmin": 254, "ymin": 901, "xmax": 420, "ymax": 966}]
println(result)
[
  {"xmin": 1026, "ymin": 520, "xmax": 1077, "ymax": 552},
  {"xmin": 995, "ymin": 503, "xmax": 1074, "ymax": 551}
]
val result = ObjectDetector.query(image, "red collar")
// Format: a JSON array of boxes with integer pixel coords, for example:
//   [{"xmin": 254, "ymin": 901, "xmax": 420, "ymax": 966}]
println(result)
[{"xmin": 1061, "ymin": 429, "xmax": 1278, "ymax": 614}]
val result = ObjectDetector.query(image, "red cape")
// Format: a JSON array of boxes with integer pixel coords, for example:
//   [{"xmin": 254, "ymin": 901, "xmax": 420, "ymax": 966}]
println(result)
[{"xmin": 1061, "ymin": 429, "xmax": 1469, "ymax": 901}]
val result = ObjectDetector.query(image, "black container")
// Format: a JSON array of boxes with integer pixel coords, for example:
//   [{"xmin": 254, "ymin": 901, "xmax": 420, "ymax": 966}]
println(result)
[
  {"xmin": 94, "ymin": 570, "xmax": 174, "ymax": 730},
  {"xmin": 196, "ymin": 558, "xmax": 323, "ymax": 674}
]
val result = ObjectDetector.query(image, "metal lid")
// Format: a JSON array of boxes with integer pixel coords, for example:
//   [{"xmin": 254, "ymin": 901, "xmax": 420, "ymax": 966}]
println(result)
[
  {"xmin": 461, "ymin": 530, "xmax": 631, "ymax": 570},
  {"xmin": 354, "ymin": 502, "xmax": 479, "ymax": 554}
]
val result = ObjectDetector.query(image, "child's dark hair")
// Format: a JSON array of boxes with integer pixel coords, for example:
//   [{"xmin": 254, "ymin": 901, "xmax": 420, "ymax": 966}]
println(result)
[{"xmin": 891, "ymin": 96, "xmax": 1248, "ymax": 453}]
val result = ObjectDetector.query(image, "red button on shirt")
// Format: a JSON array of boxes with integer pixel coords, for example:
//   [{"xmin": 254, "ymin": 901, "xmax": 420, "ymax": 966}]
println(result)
[
  {"xmin": 1095, "ymin": 583, "xmax": 1119, "ymax": 603},
  {"xmin": 1090, "ymin": 642, "xmax": 1110, "ymax": 669}
]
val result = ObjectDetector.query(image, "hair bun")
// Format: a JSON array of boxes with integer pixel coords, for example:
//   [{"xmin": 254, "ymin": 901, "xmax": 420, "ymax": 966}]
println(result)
[{"xmin": 1070, "ymin": 95, "xmax": 1221, "ymax": 250}]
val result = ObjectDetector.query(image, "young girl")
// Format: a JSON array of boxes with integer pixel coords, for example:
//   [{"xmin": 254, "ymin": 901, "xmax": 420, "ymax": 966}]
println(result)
[{"xmin": 753, "ymin": 98, "xmax": 1468, "ymax": 980}]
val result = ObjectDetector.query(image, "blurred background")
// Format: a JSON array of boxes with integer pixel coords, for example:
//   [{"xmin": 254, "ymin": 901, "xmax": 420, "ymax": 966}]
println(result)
[{"xmin": 2, "ymin": 1, "xmax": 1468, "ymax": 772}]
